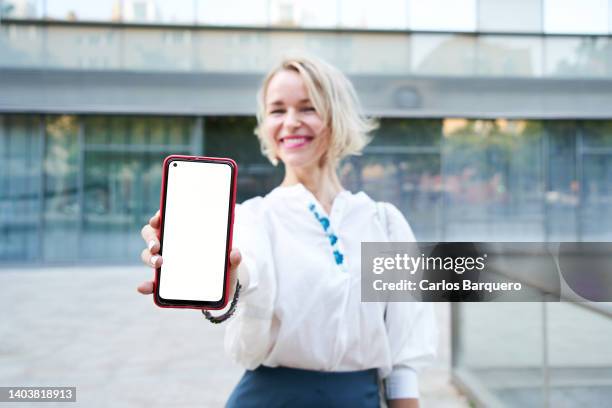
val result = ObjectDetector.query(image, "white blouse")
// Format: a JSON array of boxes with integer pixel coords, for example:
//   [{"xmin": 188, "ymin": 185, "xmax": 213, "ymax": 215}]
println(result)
[{"xmin": 224, "ymin": 183, "xmax": 437, "ymax": 399}]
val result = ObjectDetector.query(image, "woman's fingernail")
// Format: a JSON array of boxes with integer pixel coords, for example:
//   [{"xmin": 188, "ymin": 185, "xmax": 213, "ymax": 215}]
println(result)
[
  {"xmin": 148, "ymin": 240, "xmax": 156, "ymax": 251},
  {"xmin": 150, "ymin": 255, "xmax": 159, "ymax": 266}
]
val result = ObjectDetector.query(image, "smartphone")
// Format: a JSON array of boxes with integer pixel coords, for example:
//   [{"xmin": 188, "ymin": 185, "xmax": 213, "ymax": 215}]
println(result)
[{"xmin": 154, "ymin": 155, "xmax": 237, "ymax": 310}]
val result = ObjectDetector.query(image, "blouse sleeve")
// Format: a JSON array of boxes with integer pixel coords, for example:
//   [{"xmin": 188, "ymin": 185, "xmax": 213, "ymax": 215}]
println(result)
[
  {"xmin": 382, "ymin": 203, "xmax": 438, "ymax": 399},
  {"xmin": 224, "ymin": 199, "xmax": 278, "ymax": 370}
]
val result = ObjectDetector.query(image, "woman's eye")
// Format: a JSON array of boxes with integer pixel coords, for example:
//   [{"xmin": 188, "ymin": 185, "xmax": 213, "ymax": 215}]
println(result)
[
  {"xmin": 269, "ymin": 109, "xmax": 285, "ymax": 115},
  {"xmin": 301, "ymin": 107, "xmax": 316, "ymax": 112}
]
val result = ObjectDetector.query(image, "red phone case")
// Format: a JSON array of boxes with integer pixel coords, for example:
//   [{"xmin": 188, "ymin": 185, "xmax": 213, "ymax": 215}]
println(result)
[{"xmin": 153, "ymin": 154, "xmax": 238, "ymax": 310}]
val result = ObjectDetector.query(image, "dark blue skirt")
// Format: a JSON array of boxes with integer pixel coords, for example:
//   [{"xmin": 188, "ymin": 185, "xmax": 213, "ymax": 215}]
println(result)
[{"xmin": 226, "ymin": 365, "xmax": 380, "ymax": 408}]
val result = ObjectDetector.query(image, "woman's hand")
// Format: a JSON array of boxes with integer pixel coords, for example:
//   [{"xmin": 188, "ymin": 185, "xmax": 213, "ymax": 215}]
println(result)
[{"xmin": 138, "ymin": 210, "xmax": 242, "ymax": 296}]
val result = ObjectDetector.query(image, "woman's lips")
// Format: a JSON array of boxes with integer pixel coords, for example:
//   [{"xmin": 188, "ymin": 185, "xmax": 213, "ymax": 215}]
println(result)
[{"xmin": 280, "ymin": 136, "xmax": 314, "ymax": 149}]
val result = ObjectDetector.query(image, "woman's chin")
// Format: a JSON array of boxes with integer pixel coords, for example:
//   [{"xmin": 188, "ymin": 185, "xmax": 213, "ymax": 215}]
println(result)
[{"xmin": 279, "ymin": 155, "xmax": 322, "ymax": 171}]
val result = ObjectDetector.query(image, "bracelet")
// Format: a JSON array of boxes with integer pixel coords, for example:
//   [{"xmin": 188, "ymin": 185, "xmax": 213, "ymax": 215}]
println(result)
[{"xmin": 202, "ymin": 281, "xmax": 242, "ymax": 324}]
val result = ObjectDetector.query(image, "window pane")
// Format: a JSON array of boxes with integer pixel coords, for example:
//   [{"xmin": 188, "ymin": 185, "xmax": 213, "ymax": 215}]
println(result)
[
  {"xmin": 1, "ymin": 0, "xmax": 44, "ymax": 19},
  {"xmin": 167, "ymin": 117, "xmax": 192, "ymax": 145},
  {"xmin": 544, "ymin": 0, "xmax": 608, "ymax": 34},
  {"xmin": 478, "ymin": 0, "xmax": 542, "ymax": 33},
  {"xmin": 0, "ymin": 24, "xmax": 45, "ymax": 68},
  {"xmin": 84, "ymin": 116, "xmax": 110, "ymax": 144},
  {"xmin": 155, "ymin": 0, "xmax": 196, "ymax": 24},
  {"xmin": 442, "ymin": 119, "xmax": 546, "ymax": 241},
  {"xmin": 610, "ymin": 2, "xmax": 612, "ymax": 34},
  {"xmin": 338, "ymin": 0, "xmax": 407, "ymax": 29},
  {"xmin": 334, "ymin": 33, "xmax": 410, "ymax": 75},
  {"xmin": 123, "ymin": 28, "xmax": 193, "ymax": 72},
  {"xmin": 43, "ymin": 115, "xmax": 79, "ymax": 262},
  {"xmin": 580, "ymin": 121, "xmax": 612, "ymax": 241},
  {"xmin": 411, "ymin": 34, "xmax": 477, "ymax": 75},
  {"xmin": 149, "ymin": 118, "xmax": 167, "ymax": 145},
  {"xmin": 582, "ymin": 120, "xmax": 612, "ymax": 148},
  {"xmin": 410, "ymin": 0, "xmax": 476, "ymax": 32},
  {"xmin": 46, "ymin": 0, "xmax": 115, "ymax": 21},
  {"xmin": 545, "ymin": 121, "xmax": 578, "ymax": 241},
  {"xmin": 197, "ymin": 0, "xmax": 268, "ymax": 26},
  {"xmin": 477, "ymin": 36, "xmax": 543, "ymax": 77},
  {"xmin": 0, "ymin": 115, "xmax": 42, "ymax": 262},
  {"xmin": 271, "ymin": 0, "xmax": 339, "ymax": 28},
  {"xmin": 580, "ymin": 154, "xmax": 612, "ymax": 242},
  {"xmin": 46, "ymin": 26, "xmax": 121, "ymax": 70},
  {"xmin": 370, "ymin": 118, "xmax": 441, "ymax": 147},
  {"xmin": 544, "ymin": 37, "xmax": 609, "ymax": 77}
]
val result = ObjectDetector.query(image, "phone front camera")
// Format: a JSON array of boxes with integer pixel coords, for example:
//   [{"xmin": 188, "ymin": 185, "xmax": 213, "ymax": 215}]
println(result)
[{"xmin": 173, "ymin": 163, "xmax": 178, "ymax": 167}]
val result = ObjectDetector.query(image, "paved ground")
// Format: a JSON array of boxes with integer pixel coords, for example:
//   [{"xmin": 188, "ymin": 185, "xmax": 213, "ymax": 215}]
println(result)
[{"xmin": 0, "ymin": 266, "xmax": 469, "ymax": 408}]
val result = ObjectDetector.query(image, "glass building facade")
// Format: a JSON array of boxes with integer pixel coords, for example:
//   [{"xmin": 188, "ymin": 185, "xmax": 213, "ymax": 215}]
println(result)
[
  {"xmin": 2, "ymin": 115, "xmax": 611, "ymax": 263},
  {"xmin": 1, "ymin": 2, "xmax": 612, "ymax": 406}
]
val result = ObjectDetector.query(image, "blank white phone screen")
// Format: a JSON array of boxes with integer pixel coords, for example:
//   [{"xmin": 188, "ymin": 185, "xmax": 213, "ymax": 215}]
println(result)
[{"xmin": 159, "ymin": 160, "xmax": 232, "ymax": 302}]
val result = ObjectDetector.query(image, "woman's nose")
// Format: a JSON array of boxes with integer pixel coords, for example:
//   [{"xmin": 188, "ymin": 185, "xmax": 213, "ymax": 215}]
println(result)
[{"xmin": 284, "ymin": 109, "xmax": 301, "ymax": 130}]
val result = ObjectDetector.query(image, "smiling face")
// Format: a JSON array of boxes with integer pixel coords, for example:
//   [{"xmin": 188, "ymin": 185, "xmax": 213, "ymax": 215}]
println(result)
[{"xmin": 263, "ymin": 69, "xmax": 331, "ymax": 171}]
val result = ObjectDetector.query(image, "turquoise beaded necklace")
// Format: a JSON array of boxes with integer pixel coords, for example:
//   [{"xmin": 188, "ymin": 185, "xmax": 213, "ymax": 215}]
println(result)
[{"xmin": 308, "ymin": 202, "xmax": 346, "ymax": 272}]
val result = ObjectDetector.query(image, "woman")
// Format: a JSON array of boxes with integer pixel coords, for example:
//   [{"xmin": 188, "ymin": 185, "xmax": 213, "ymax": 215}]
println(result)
[{"xmin": 139, "ymin": 55, "xmax": 437, "ymax": 408}]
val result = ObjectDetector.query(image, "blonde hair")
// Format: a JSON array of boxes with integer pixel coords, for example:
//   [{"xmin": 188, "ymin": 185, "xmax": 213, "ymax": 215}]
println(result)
[{"xmin": 254, "ymin": 54, "xmax": 378, "ymax": 166}]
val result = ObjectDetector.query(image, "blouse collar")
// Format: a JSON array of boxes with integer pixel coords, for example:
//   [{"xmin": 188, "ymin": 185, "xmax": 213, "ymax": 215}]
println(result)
[{"xmin": 269, "ymin": 183, "xmax": 351, "ymax": 218}]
